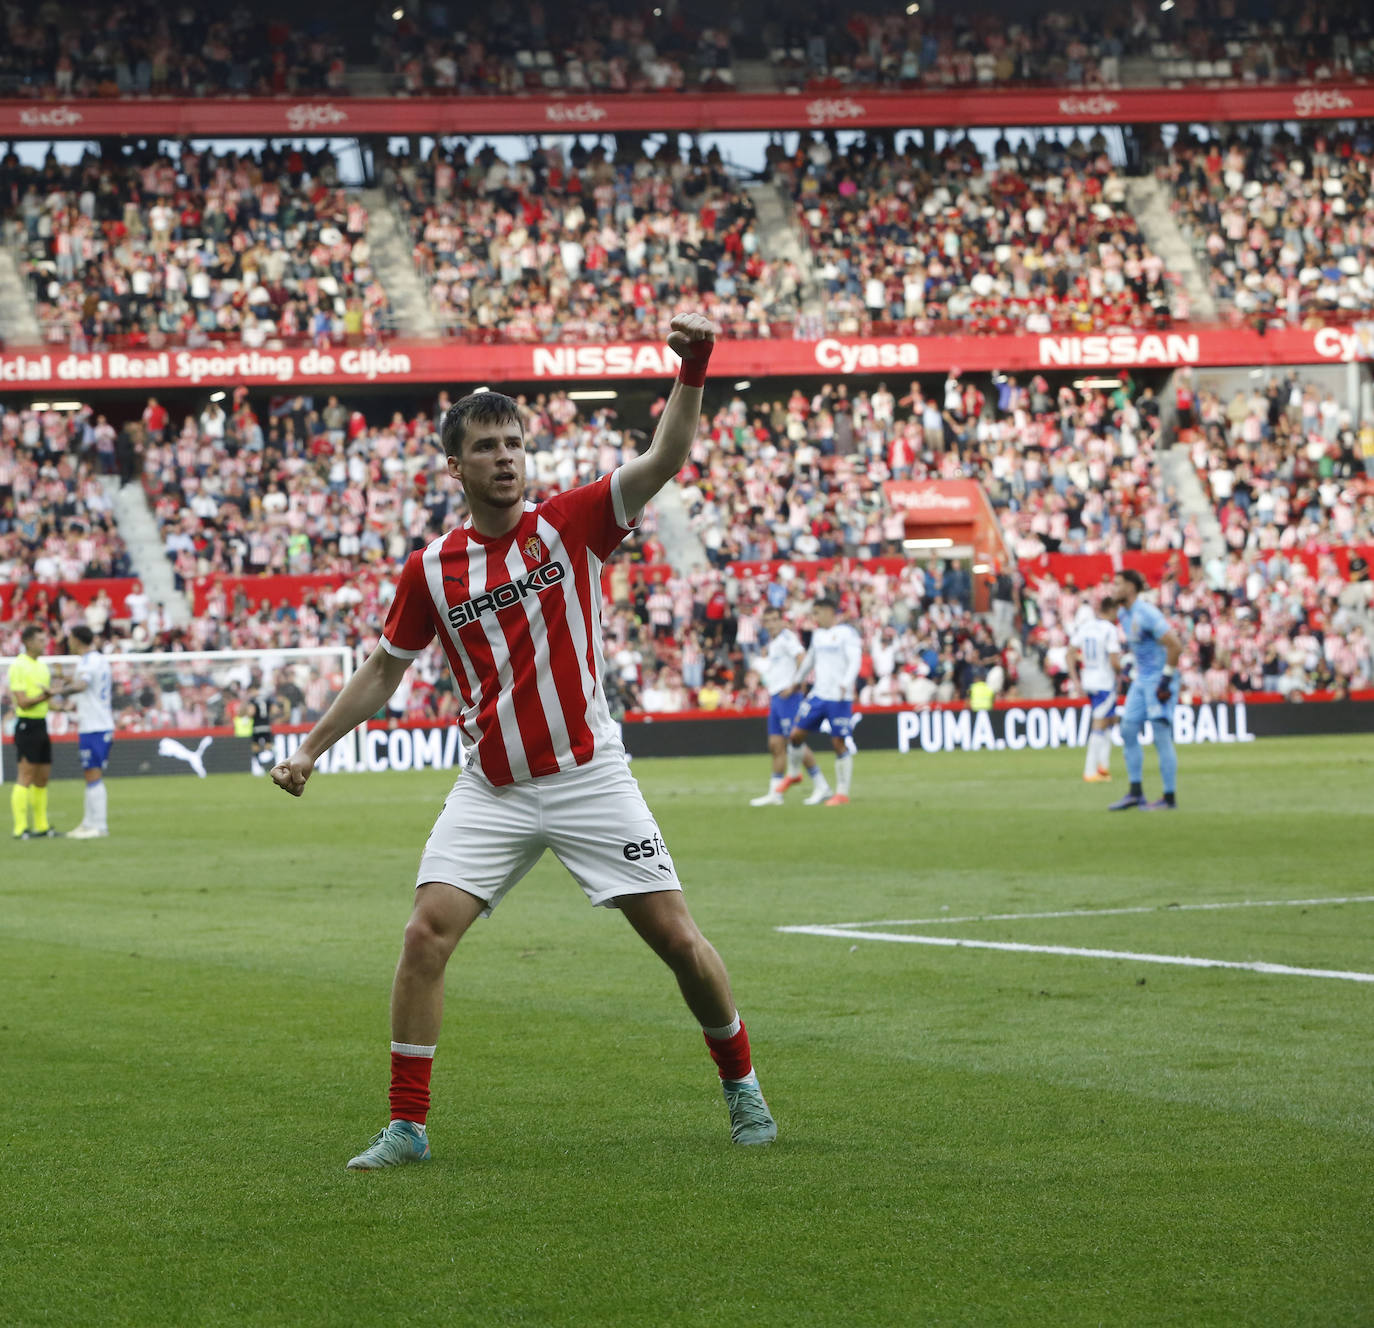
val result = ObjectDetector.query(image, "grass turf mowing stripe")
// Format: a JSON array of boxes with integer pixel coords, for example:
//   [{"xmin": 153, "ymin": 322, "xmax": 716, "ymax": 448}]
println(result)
[{"xmin": 778, "ymin": 924, "xmax": 1374, "ymax": 982}]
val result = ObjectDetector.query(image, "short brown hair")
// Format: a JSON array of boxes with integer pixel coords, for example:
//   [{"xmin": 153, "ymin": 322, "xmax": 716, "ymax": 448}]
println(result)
[
  {"xmin": 440, "ymin": 391, "xmax": 522, "ymax": 460},
  {"xmin": 21, "ymin": 624, "xmax": 44, "ymax": 645}
]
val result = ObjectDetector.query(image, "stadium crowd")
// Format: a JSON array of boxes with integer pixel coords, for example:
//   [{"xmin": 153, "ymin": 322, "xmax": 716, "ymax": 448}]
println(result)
[
  {"xmin": 682, "ymin": 373, "xmax": 1177, "ymax": 568},
  {"xmin": 772, "ymin": 0, "xmax": 1374, "ymax": 90},
  {"xmin": 383, "ymin": 139, "xmax": 802, "ymax": 343},
  {"xmin": 374, "ymin": 0, "xmax": 733, "ymax": 96},
  {"xmin": 136, "ymin": 389, "xmax": 664, "ymax": 589},
  {"xmin": 1184, "ymin": 371, "xmax": 1374, "ymax": 549},
  {"xmin": 782, "ymin": 132, "xmax": 1176, "ymax": 336},
  {"xmin": 1031, "ymin": 546, "xmax": 1373, "ymax": 703},
  {"xmin": 0, "ymin": 5, "xmax": 345, "ymax": 98},
  {"xmin": 1162, "ymin": 124, "xmax": 1374, "ymax": 322},
  {"xmin": 0, "ymin": 404, "xmax": 131, "ymax": 596},
  {"xmin": 2, "ymin": 0, "xmax": 1369, "ymax": 104},
  {"xmin": 772, "ymin": 7, "xmax": 1129, "ymax": 90},
  {"xmin": 5, "ymin": 377, "xmax": 1371, "ymax": 729},
  {"xmin": 3, "ymin": 142, "xmax": 390, "ymax": 352}
]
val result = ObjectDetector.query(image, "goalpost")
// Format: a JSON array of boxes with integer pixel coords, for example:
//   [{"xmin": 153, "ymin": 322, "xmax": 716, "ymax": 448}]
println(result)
[{"xmin": 0, "ymin": 646, "xmax": 355, "ymax": 785}]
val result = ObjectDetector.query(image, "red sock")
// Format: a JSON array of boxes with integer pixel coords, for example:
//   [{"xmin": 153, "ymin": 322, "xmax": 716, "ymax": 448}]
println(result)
[
  {"xmin": 703, "ymin": 1021, "xmax": 752, "ymax": 1082},
  {"xmin": 389, "ymin": 1046, "xmax": 435, "ymax": 1125}
]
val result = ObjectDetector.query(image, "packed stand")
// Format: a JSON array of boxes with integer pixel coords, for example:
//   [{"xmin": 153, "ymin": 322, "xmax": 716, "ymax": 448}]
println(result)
[
  {"xmin": 600, "ymin": 559, "xmax": 1022, "ymax": 717},
  {"xmin": 0, "ymin": 6, "xmax": 346, "ymax": 98},
  {"xmin": 3, "ymin": 142, "xmax": 390, "ymax": 352},
  {"xmin": 681, "ymin": 373, "xmax": 1180, "ymax": 569},
  {"xmin": 375, "ymin": 0, "xmax": 737, "ymax": 96},
  {"xmin": 0, "ymin": 404, "xmax": 132, "ymax": 604},
  {"xmin": 137, "ymin": 389, "xmax": 663, "ymax": 588},
  {"xmin": 781, "ymin": 133, "xmax": 1177, "ymax": 337},
  {"xmin": 4, "ymin": 390, "xmax": 671, "ymax": 732},
  {"xmin": 765, "ymin": 6, "xmax": 1130, "ymax": 90},
  {"xmin": 1148, "ymin": 0, "xmax": 1374, "ymax": 84},
  {"xmin": 1183, "ymin": 372, "xmax": 1374, "ymax": 550},
  {"xmin": 1162, "ymin": 124, "xmax": 1374, "ymax": 322},
  {"xmin": 384, "ymin": 139, "xmax": 803, "ymax": 343},
  {"xmin": 1029, "ymin": 547, "xmax": 1373, "ymax": 704},
  {"xmin": 765, "ymin": 0, "xmax": 1374, "ymax": 91}
]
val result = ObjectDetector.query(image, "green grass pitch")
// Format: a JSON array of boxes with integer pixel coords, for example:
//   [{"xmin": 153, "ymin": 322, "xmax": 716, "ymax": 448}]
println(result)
[{"xmin": 3, "ymin": 737, "xmax": 1371, "ymax": 1327}]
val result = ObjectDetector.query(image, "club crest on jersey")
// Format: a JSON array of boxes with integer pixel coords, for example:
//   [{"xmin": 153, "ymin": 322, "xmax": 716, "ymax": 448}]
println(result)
[
  {"xmin": 522, "ymin": 535, "xmax": 544, "ymax": 562},
  {"xmin": 447, "ymin": 559, "xmax": 566, "ymax": 629}
]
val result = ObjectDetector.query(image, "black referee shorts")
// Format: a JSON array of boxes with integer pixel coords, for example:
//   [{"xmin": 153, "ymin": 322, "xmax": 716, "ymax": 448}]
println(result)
[{"xmin": 14, "ymin": 717, "xmax": 53, "ymax": 765}]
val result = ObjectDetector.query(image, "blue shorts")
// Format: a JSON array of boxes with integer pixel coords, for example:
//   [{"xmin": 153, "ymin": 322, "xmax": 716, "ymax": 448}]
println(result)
[
  {"xmin": 79, "ymin": 731, "xmax": 114, "ymax": 772},
  {"xmin": 794, "ymin": 695, "xmax": 855, "ymax": 739},
  {"xmin": 1088, "ymin": 689, "xmax": 1118, "ymax": 720},
  {"xmin": 767, "ymin": 691, "xmax": 802, "ymax": 738},
  {"xmin": 1123, "ymin": 677, "xmax": 1178, "ymax": 726}
]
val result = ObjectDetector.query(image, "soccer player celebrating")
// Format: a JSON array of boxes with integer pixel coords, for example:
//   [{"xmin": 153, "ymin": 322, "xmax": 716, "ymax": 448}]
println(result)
[
  {"xmin": 748, "ymin": 606, "xmax": 810, "ymax": 806},
  {"xmin": 7, "ymin": 624, "xmax": 71, "ymax": 839},
  {"xmin": 65, "ymin": 625, "xmax": 115, "ymax": 839},
  {"xmin": 1108, "ymin": 569, "xmax": 1183, "ymax": 811},
  {"xmin": 787, "ymin": 597, "xmax": 863, "ymax": 806},
  {"xmin": 271, "ymin": 314, "xmax": 777, "ymax": 1168},
  {"xmin": 1067, "ymin": 596, "xmax": 1121, "ymax": 783}
]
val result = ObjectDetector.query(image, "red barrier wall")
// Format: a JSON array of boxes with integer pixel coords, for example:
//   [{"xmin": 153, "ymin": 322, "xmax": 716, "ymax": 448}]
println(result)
[
  {"xmin": 0, "ymin": 325, "xmax": 1368, "ymax": 392},
  {"xmin": 0, "ymin": 577, "xmax": 141, "ymax": 622},
  {"xmin": 1, "ymin": 85, "xmax": 1371, "ymax": 139}
]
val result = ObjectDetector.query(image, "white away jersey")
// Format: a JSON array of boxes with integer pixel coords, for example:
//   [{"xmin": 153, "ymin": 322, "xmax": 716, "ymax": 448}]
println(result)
[
  {"xmin": 381, "ymin": 468, "xmax": 639, "ymax": 787},
  {"xmin": 802, "ymin": 624, "xmax": 863, "ymax": 700},
  {"xmin": 1071, "ymin": 617, "xmax": 1120, "ymax": 693},
  {"xmin": 757, "ymin": 628, "xmax": 804, "ymax": 695},
  {"xmin": 74, "ymin": 650, "xmax": 114, "ymax": 732}
]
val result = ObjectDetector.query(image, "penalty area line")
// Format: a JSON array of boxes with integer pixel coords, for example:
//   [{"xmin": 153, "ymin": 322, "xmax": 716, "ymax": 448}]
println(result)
[
  {"xmin": 809, "ymin": 894, "xmax": 1374, "ymax": 931},
  {"xmin": 776, "ymin": 925, "xmax": 1374, "ymax": 984}
]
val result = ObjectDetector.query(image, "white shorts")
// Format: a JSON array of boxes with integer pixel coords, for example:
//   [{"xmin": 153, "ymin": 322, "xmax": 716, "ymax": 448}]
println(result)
[
  {"xmin": 416, "ymin": 752, "xmax": 683, "ymax": 916},
  {"xmin": 1089, "ymin": 688, "xmax": 1118, "ymax": 720}
]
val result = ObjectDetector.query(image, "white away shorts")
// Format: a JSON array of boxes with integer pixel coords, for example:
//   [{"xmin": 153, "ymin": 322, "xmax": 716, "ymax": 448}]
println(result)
[{"xmin": 416, "ymin": 753, "xmax": 683, "ymax": 915}]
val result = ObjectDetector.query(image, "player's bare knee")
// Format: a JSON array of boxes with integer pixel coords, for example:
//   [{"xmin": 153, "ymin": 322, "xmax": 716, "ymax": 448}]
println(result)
[
  {"xmin": 402, "ymin": 911, "xmax": 458, "ymax": 969},
  {"xmin": 655, "ymin": 923, "xmax": 713, "ymax": 975}
]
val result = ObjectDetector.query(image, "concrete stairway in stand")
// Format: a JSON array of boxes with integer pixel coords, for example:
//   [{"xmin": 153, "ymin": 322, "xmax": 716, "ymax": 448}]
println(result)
[
  {"xmin": 0, "ymin": 245, "xmax": 42, "ymax": 346},
  {"xmin": 102, "ymin": 477, "xmax": 193, "ymax": 628},
  {"xmin": 650, "ymin": 483, "xmax": 709, "ymax": 575},
  {"xmin": 1014, "ymin": 651, "xmax": 1055, "ymax": 700},
  {"xmin": 743, "ymin": 180, "xmax": 824, "ymax": 327},
  {"xmin": 360, "ymin": 188, "xmax": 442, "ymax": 340},
  {"xmin": 1161, "ymin": 440, "xmax": 1227, "ymax": 569},
  {"xmin": 1125, "ymin": 176, "xmax": 1218, "ymax": 322}
]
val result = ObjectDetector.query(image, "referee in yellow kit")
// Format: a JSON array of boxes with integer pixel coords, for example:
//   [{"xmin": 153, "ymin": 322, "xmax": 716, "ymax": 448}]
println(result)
[{"xmin": 8, "ymin": 623, "xmax": 73, "ymax": 840}]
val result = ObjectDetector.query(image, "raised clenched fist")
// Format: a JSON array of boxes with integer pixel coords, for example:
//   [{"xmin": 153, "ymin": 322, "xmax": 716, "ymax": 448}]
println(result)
[{"xmin": 667, "ymin": 313, "xmax": 717, "ymax": 385}]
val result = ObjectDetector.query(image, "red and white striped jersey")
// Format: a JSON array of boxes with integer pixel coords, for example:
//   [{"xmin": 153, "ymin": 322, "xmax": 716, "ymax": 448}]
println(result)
[{"xmin": 379, "ymin": 468, "xmax": 639, "ymax": 786}]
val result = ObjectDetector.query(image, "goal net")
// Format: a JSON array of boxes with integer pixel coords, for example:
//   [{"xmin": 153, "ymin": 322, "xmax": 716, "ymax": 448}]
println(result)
[{"xmin": 0, "ymin": 646, "xmax": 353, "ymax": 783}]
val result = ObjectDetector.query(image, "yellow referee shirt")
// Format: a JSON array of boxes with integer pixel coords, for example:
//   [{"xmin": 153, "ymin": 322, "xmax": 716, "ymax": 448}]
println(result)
[{"xmin": 8, "ymin": 655, "xmax": 51, "ymax": 719}]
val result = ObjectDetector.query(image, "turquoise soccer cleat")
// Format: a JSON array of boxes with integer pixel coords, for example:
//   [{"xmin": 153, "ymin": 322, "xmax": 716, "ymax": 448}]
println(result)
[
  {"xmin": 345, "ymin": 1120, "xmax": 432, "ymax": 1171},
  {"xmin": 722, "ymin": 1078, "xmax": 777, "ymax": 1146}
]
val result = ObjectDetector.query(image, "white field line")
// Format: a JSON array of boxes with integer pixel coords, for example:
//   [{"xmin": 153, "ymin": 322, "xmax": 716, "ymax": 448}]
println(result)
[
  {"xmin": 776, "ymin": 925, "xmax": 1374, "ymax": 984},
  {"xmin": 804, "ymin": 895, "xmax": 1374, "ymax": 931}
]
